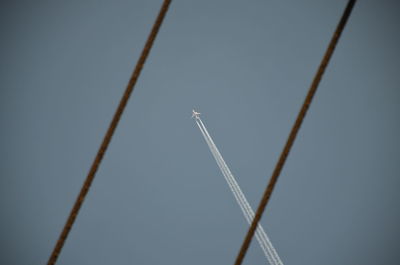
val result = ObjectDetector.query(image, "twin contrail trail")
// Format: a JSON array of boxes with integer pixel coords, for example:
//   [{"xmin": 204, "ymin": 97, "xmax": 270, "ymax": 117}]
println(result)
[{"xmin": 193, "ymin": 112, "xmax": 283, "ymax": 265}]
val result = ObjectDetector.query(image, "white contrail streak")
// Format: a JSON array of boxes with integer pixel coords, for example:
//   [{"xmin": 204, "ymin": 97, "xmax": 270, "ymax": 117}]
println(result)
[
  {"xmin": 195, "ymin": 117, "xmax": 283, "ymax": 265},
  {"xmin": 195, "ymin": 121, "xmax": 273, "ymax": 258},
  {"xmin": 197, "ymin": 118, "xmax": 283, "ymax": 265},
  {"xmin": 196, "ymin": 122, "xmax": 277, "ymax": 265},
  {"xmin": 196, "ymin": 119, "xmax": 282, "ymax": 265}
]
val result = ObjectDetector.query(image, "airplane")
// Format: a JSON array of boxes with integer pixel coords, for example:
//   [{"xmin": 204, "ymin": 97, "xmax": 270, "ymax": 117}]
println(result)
[{"xmin": 191, "ymin": 109, "xmax": 201, "ymax": 119}]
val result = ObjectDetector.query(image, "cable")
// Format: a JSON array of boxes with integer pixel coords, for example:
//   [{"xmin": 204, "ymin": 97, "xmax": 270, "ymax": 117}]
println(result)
[
  {"xmin": 233, "ymin": 1, "xmax": 357, "ymax": 264},
  {"xmin": 46, "ymin": 1, "xmax": 172, "ymax": 264}
]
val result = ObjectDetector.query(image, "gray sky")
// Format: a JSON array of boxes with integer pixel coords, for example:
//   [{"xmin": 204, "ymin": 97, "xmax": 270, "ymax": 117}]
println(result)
[{"xmin": 1, "ymin": 0, "xmax": 399, "ymax": 264}]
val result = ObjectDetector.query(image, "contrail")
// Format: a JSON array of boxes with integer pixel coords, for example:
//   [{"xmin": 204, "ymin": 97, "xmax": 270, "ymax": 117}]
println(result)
[
  {"xmin": 196, "ymin": 119, "xmax": 281, "ymax": 265},
  {"xmin": 197, "ymin": 121, "xmax": 281, "ymax": 265},
  {"xmin": 194, "ymin": 116, "xmax": 283, "ymax": 265},
  {"xmin": 196, "ymin": 121, "xmax": 278, "ymax": 265}
]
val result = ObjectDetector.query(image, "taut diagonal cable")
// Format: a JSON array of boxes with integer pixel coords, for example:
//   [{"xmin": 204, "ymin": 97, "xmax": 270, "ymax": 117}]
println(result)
[
  {"xmin": 46, "ymin": 1, "xmax": 172, "ymax": 264},
  {"xmin": 233, "ymin": 1, "xmax": 357, "ymax": 264}
]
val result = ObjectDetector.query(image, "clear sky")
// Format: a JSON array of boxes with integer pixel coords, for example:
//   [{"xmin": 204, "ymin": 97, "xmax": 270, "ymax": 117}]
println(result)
[{"xmin": 1, "ymin": 0, "xmax": 399, "ymax": 264}]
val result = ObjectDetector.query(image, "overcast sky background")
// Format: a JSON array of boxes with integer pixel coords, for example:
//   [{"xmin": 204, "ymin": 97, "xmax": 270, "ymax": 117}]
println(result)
[{"xmin": 1, "ymin": 0, "xmax": 399, "ymax": 264}]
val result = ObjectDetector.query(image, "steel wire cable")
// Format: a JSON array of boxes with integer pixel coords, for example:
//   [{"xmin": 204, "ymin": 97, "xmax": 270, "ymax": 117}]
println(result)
[
  {"xmin": 46, "ymin": 1, "xmax": 172, "ymax": 264},
  {"xmin": 233, "ymin": 1, "xmax": 357, "ymax": 264}
]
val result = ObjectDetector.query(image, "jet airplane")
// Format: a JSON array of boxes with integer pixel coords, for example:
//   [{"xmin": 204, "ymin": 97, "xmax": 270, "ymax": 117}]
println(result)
[{"xmin": 192, "ymin": 109, "xmax": 201, "ymax": 119}]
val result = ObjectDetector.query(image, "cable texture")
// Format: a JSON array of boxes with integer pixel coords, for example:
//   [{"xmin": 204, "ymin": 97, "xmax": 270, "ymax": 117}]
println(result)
[
  {"xmin": 233, "ymin": 1, "xmax": 357, "ymax": 264},
  {"xmin": 46, "ymin": 1, "xmax": 172, "ymax": 264}
]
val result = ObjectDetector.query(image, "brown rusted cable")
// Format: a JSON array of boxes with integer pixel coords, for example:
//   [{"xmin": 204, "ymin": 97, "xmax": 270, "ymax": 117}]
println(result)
[
  {"xmin": 46, "ymin": 1, "xmax": 172, "ymax": 264},
  {"xmin": 233, "ymin": 1, "xmax": 356, "ymax": 264}
]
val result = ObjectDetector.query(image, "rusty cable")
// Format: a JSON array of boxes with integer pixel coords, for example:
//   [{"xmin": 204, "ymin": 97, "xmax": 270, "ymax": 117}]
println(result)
[
  {"xmin": 233, "ymin": 1, "xmax": 357, "ymax": 264},
  {"xmin": 46, "ymin": 1, "xmax": 172, "ymax": 264}
]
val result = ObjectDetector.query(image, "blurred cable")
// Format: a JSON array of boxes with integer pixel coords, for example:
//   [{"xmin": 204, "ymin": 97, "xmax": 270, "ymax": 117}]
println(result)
[
  {"xmin": 233, "ymin": 1, "xmax": 357, "ymax": 264},
  {"xmin": 46, "ymin": 1, "xmax": 172, "ymax": 264}
]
